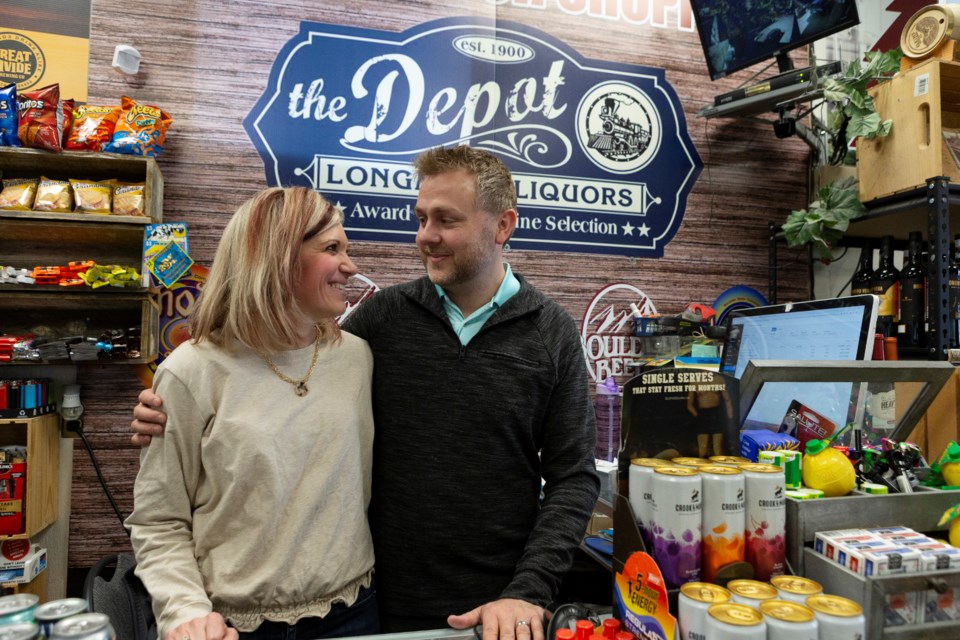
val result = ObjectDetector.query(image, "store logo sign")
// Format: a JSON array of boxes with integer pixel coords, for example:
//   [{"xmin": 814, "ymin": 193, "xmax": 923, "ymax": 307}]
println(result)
[{"xmin": 244, "ymin": 17, "xmax": 701, "ymax": 258}]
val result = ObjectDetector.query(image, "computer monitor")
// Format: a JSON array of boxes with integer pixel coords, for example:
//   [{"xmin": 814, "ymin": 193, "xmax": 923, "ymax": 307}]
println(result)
[
  {"xmin": 719, "ymin": 295, "xmax": 879, "ymax": 432},
  {"xmin": 690, "ymin": 0, "xmax": 860, "ymax": 81}
]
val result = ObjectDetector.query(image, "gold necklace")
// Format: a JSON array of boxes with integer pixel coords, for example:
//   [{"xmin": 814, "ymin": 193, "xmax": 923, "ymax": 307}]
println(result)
[{"xmin": 259, "ymin": 326, "xmax": 322, "ymax": 396}]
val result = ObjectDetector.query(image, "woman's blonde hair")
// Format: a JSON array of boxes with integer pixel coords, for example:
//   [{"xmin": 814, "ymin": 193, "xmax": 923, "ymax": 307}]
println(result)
[{"xmin": 190, "ymin": 186, "xmax": 342, "ymax": 352}]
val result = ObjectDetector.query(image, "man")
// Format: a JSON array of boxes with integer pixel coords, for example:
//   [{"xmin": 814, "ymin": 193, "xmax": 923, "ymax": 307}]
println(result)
[{"xmin": 132, "ymin": 145, "xmax": 600, "ymax": 640}]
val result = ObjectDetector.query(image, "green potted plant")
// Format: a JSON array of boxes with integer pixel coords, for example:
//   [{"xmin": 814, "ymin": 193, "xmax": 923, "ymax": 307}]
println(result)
[{"xmin": 784, "ymin": 48, "xmax": 903, "ymax": 261}]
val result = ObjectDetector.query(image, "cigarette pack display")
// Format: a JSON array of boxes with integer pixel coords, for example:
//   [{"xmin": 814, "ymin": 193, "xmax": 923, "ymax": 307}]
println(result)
[{"xmin": 0, "ymin": 463, "xmax": 26, "ymax": 536}]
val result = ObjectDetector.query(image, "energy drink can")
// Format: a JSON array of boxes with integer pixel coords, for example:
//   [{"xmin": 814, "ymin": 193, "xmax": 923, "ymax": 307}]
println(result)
[
  {"xmin": 739, "ymin": 462, "xmax": 786, "ymax": 581},
  {"xmin": 650, "ymin": 466, "xmax": 701, "ymax": 589},
  {"xmin": 759, "ymin": 600, "xmax": 818, "ymax": 640},
  {"xmin": 805, "ymin": 594, "xmax": 865, "ymax": 639},
  {"xmin": 671, "ymin": 457, "xmax": 712, "ymax": 468},
  {"xmin": 758, "ymin": 450, "xmax": 801, "ymax": 489},
  {"xmin": 627, "ymin": 458, "xmax": 670, "ymax": 552},
  {"xmin": 49, "ymin": 613, "xmax": 115, "ymax": 640},
  {"xmin": 0, "ymin": 624, "xmax": 40, "ymax": 640},
  {"xmin": 35, "ymin": 599, "xmax": 88, "ymax": 638},
  {"xmin": 0, "ymin": 594, "xmax": 39, "ymax": 625},
  {"xmin": 769, "ymin": 575, "xmax": 823, "ymax": 605},
  {"xmin": 726, "ymin": 579, "xmax": 778, "ymax": 607},
  {"xmin": 678, "ymin": 582, "xmax": 730, "ymax": 640},
  {"xmin": 708, "ymin": 455, "xmax": 750, "ymax": 467},
  {"xmin": 705, "ymin": 603, "xmax": 766, "ymax": 640},
  {"xmin": 698, "ymin": 465, "xmax": 745, "ymax": 583}
]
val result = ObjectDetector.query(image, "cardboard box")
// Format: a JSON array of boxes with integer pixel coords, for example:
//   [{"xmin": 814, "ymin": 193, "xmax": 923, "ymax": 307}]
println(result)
[
  {"xmin": 0, "ymin": 543, "xmax": 45, "ymax": 584},
  {"xmin": 0, "ymin": 462, "xmax": 26, "ymax": 536},
  {"xmin": 858, "ymin": 59, "xmax": 960, "ymax": 202}
]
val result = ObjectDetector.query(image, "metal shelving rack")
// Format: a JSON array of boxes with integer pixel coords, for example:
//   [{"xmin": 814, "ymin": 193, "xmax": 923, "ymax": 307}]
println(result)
[{"xmin": 769, "ymin": 176, "xmax": 960, "ymax": 361}]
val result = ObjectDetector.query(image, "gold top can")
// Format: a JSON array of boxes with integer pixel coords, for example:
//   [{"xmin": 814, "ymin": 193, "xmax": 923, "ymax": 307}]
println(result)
[
  {"xmin": 738, "ymin": 462, "xmax": 784, "ymax": 474},
  {"xmin": 707, "ymin": 603, "xmax": 764, "ymax": 626},
  {"xmin": 727, "ymin": 579, "xmax": 779, "ymax": 601},
  {"xmin": 806, "ymin": 594, "xmax": 864, "ymax": 617},
  {"xmin": 680, "ymin": 582, "xmax": 732, "ymax": 604},
  {"xmin": 698, "ymin": 465, "xmax": 742, "ymax": 475},
  {"xmin": 759, "ymin": 599, "xmax": 816, "ymax": 622},
  {"xmin": 654, "ymin": 466, "xmax": 699, "ymax": 477},
  {"xmin": 630, "ymin": 457, "xmax": 671, "ymax": 467},
  {"xmin": 709, "ymin": 455, "xmax": 750, "ymax": 466},
  {"xmin": 672, "ymin": 456, "xmax": 712, "ymax": 467},
  {"xmin": 770, "ymin": 575, "xmax": 823, "ymax": 596}
]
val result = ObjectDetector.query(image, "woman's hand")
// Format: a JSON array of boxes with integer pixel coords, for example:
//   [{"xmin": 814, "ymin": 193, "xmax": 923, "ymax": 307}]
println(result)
[{"xmin": 165, "ymin": 613, "xmax": 238, "ymax": 640}]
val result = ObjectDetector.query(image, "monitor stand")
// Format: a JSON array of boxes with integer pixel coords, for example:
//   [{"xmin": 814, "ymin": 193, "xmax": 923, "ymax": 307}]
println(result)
[{"xmin": 775, "ymin": 51, "xmax": 795, "ymax": 75}]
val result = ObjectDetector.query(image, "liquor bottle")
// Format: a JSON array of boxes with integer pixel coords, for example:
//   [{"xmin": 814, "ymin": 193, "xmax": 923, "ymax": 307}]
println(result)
[
  {"xmin": 871, "ymin": 235, "xmax": 900, "ymax": 337},
  {"xmin": 898, "ymin": 231, "xmax": 926, "ymax": 349},
  {"xmin": 951, "ymin": 234, "xmax": 960, "ymax": 349},
  {"xmin": 850, "ymin": 241, "xmax": 873, "ymax": 296}
]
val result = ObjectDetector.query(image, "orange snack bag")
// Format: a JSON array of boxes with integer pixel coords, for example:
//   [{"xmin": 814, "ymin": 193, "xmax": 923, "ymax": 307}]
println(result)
[
  {"xmin": 34, "ymin": 176, "xmax": 73, "ymax": 212},
  {"xmin": 18, "ymin": 84, "xmax": 62, "ymax": 152},
  {"xmin": 60, "ymin": 99, "xmax": 74, "ymax": 146},
  {"xmin": 70, "ymin": 179, "xmax": 113, "ymax": 214},
  {"xmin": 103, "ymin": 96, "xmax": 172, "ymax": 157},
  {"xmin": 65, "ymin": 104, "xmax": 122, "ymax": 151},
  {"xmin": 0, "ymin": 178, "xmax": 38, "ymax": 210}
]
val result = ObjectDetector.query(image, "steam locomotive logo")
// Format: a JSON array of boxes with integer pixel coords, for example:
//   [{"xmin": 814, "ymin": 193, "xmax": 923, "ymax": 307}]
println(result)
[{"xmin": 576, "ymin": 81, "xmax": 661, "ymax": 174}]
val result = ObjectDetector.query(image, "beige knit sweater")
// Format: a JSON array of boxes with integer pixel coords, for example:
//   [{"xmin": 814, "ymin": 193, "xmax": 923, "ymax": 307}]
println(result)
[{"xmin": 127, "ymin": 332, "xmax": 375, "ymax": 635}]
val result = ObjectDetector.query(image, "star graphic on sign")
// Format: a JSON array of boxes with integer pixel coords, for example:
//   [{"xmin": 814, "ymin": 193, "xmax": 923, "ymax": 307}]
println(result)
[
  {"xmin": 622, "ymin": 221, "xmax": 635, "ymax": 236},
  {"xmin": 638, "ymin": 224, "xmax": 650, "ymax": 237},
  {"xmin": 336, "ymin": 201, "xmax": 346, "ymax": 211}
]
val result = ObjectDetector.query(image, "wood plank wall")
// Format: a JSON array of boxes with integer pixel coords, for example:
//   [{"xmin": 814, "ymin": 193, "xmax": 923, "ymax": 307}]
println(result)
[{"xmin": 69, "ymin": 0, "xmax": 812, "ymax": 567}]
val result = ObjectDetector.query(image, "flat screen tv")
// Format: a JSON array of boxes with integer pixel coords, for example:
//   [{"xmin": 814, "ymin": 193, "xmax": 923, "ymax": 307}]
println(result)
[{"xmin": 690, "ymin": 0, "xmax": 860, "ymax": 81}]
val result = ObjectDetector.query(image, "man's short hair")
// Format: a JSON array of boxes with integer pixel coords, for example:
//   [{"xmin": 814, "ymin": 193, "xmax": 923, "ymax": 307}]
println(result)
[{"xmin": 413, "ymin": 145, "xmax": 517, "ymax": 215}]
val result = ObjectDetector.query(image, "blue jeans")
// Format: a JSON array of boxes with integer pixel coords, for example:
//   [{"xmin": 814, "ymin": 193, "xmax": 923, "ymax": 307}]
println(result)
[{"xmin": 238, "ymin": 581, "xmax": 379, "ymax": 640}]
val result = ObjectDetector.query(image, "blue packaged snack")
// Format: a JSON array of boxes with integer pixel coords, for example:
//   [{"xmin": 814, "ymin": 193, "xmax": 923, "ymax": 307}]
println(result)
[{"xmin": 0, "ymin": 84, "xmax": 20, "ymax": 147}]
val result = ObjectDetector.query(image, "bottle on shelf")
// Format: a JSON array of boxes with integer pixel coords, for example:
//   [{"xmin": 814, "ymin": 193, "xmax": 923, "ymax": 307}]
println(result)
[
  {"xmin": 850, "ymin": 241, "xmax": 874, "ymax": 296},
  {"xmin": 898, "ymin": 231, "xmax": 926, "ymax": 350},
  {"xmin": 951, "ymin": 234, "xmax": 960, "ymax": 350},
  {"xmin": 871, "ymin": 235, "xmax": 900, "ymax": 337}
]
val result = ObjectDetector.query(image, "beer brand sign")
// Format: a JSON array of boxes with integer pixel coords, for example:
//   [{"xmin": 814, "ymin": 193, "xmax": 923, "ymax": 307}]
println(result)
[
  {"xmin": 244, "ymin": 17, "xmax": 701, "ymax": 257},
  {"xmin": 581, "ymin": 283, "xmax": 657, "ymax": 383}
]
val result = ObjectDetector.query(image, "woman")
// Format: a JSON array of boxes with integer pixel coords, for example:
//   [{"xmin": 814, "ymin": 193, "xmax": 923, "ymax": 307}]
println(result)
[{"xmin": 127, "ymin": 187, "xmax": 377, "ymax": 640}]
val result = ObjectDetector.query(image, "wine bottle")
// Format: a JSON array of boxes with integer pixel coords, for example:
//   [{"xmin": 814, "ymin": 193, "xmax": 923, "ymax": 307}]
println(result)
[
  {"xmin": 898, "ymin": 231, "xmax": 926, "ymax": 349},
  {"xmin": 951, "ymin": 234, "xmax": 960, "ymax": 349},
  {"xmin": 850, "ymin": 241, "xmax": 873, "ymax": 296},
  {"xmin": 871, "ymin": 235, "xmax": 900, "ymax": 337}
]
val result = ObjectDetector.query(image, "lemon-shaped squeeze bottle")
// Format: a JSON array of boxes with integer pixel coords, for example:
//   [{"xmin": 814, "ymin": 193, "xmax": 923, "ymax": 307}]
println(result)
[
  {"xmin": 801, "ymin": 439, "xmax": 856, "ymax": 497},
  {"xmin": 941, "ymin": 443, "xmax": 960, "ymax": 486}
]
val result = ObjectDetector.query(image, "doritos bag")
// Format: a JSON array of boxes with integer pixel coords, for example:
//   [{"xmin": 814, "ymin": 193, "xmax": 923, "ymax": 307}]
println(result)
[
  {"xmin": 0, "ymin": 84, "xmax": 19, "ymax": 147},
  {"xmin": 18, "ymin": 83, "xmax": 62, "ymax": 152}
]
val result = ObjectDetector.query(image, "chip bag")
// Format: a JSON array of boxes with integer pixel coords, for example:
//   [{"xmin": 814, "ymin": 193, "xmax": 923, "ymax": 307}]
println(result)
[
  {"xmin": 0, "ymin": 178, "xmax": 38, "ymax": 210},
  {"xmin": 103, "ymin": 96, "xmax": 172, "ymax": 157},
  {"xmin": 65, "ymin": 104, "xmax": 121, "ymax": 151},
  {"xmin": 34, "ymin": 176, "xmax": 73, "ymax": 212},
  {"xmin": 112, "ymin": 182, "xmax": 145, "ymax": 216},
  {"xmin": 0, "ymin": 84, "xmax": 19, "ymax": 147},
  {"xmin": 18, "ymin": 83, "xmax": 62, "ymax": 152},
  {"xmin": 60, "ymin": 98, "xmax": 74, "ymax": 147},
  {"xmin": 70, "ymin": 179, "xmax": 113, "ymax": 213}
]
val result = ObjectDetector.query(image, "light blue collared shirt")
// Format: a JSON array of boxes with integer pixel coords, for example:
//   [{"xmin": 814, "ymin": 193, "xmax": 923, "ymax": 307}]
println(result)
[{"xmin": 435, "ymin": 263, "xmax": 521, "ymax": 346}]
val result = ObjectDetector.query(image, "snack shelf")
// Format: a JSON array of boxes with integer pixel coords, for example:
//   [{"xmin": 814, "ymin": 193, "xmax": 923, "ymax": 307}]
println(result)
[{"xmin": 1, "ymin": 147, "xmax": 162, "ymax": 365}]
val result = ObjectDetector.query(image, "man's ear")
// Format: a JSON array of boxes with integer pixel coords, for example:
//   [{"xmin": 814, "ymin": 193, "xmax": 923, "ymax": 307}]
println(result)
[{"xmin": 495, "ymin": 208, "xmax": 518, "ymax": 246}]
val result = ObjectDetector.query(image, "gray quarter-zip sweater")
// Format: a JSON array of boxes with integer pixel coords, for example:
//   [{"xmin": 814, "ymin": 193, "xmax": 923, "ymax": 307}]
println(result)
[{"xmin": 344, "ymin": 274, "xmax": 600, "ymax": 618}]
